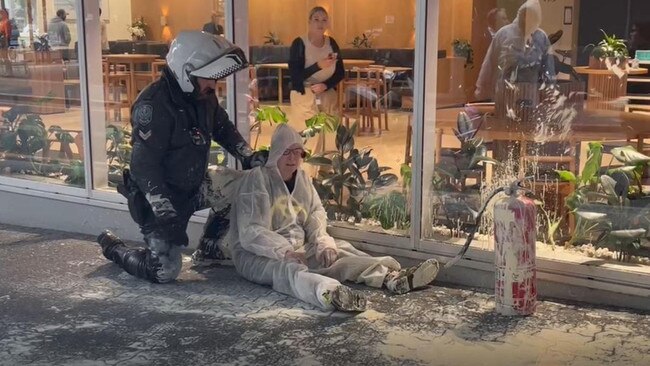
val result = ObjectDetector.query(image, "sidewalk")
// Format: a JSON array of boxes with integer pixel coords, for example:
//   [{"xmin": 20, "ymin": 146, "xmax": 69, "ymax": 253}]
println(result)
[{"xmin": 1, "ymin": 223, "xmax": 649, "ymax": 366}]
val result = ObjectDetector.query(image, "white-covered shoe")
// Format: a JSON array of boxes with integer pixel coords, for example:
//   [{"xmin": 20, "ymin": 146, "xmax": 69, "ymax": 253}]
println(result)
[{"xmin": 384, "ymin": 258, "xmax": 440, "ymax": 295}]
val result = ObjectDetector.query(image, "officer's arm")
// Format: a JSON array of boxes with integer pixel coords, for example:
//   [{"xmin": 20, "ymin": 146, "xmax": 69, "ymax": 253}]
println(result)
[
  {"xmin": 129, "ymin": 103, "xmax": 176, "ymax": 220},
  {"xmin": 211, "ymin": 105, "xmax": 253, "ymax": 162}
]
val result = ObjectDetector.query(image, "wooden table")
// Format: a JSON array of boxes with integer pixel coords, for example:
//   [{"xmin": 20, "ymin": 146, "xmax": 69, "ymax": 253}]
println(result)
[
  {"xmin": 435, "ymin": 107, "xmax": 650, "ymax": 173},
  {"xmin": 575, "ymin": 66, "xmax": 648, "ymax": 111},
  {"xmin": 104, "ymin": 54, "xmax": 160, "ymax": 104},
  {"xmin": 342, "ymin": 59, "xmax": 375, "ymax": 69},
  {"xmin": 256, "ymin": 59, "xmax": 376, "ymax": 104}
]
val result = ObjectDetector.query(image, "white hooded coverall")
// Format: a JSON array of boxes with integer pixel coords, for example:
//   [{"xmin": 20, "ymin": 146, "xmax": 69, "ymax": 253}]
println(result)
[{"xmin": 226, "ymin": 124, "xmax": 401, "ymax": 310}]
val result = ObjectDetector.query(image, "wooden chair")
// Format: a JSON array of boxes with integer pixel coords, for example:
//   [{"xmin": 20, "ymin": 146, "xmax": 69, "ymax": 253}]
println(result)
[
  {"xmin": 102, "ymin": 61, "xmax": 131, "ymax": 122},
  {"xmin": 339, "ymin": 66, "xmax": 389, "ymax": 135}
]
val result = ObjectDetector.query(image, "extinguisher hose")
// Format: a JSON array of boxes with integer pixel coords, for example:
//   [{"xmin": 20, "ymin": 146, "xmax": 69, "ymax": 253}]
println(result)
[{"xmin": 443, "ymin": 177, "xmax": 532, "ymax": 269}]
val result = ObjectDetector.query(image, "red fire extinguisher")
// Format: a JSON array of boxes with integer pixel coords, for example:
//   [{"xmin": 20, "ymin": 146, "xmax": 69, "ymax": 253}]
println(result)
[
  {"xmin": 493, "ymin": 184, "xmax": 537, "ymax": 315},
  {"xmin": 445, "ymin": 178, "xmax": 537, "ymax": 316}
]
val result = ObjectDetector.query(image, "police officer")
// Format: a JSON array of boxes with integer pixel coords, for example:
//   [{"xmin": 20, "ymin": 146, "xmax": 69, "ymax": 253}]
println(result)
[{"xmin": 97, "ymin": 31, "xmax": 266, "ymax": 283}]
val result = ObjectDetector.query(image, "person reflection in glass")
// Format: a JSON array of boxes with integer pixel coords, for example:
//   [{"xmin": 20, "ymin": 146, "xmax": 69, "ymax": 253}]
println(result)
[
  {"xmin": 475, "ymin": 0, "xmax": 555, "ymax": 101},
  {"xmin": 486, "ymin": 8, "xmax": 509, "ymax": 41}
]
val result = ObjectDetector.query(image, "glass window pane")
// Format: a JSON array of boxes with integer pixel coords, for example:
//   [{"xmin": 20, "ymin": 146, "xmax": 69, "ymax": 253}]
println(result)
[
  {"xmin": 248, "ymin": 0, "xmax": 416, "ymax": 237},
  {"xmin": 0, "ymin": 0, "xmax": 84, "ymax": 187},
  {"xmin": 89, "ymin": 0, "xmax": 230, "ymax": 192},
  {"xmin": 423, "ymin": 0, "xmax": 650, "ymax": 272}
]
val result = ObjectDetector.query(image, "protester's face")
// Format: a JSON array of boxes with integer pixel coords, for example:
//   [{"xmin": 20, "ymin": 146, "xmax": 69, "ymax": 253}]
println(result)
[
  {"xmin": 195, "ymin": 77, "xmax": 216, "ymax": 100},
  {"xmin": 309, "ymin": 11, "xmax": 329, "ymax": 34},
  {"xmin": 277, "ymin": 143, "xmax": 305, "ymax": 179}
]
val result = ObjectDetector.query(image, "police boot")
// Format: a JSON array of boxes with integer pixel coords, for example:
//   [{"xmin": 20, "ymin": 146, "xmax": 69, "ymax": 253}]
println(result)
[{"xmin": 97, "ymin": 230, "xmax": 159, "ymax": 282}]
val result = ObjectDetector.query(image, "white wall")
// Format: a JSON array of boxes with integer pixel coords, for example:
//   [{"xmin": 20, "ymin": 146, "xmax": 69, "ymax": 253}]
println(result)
[
  {"xmin": 104, "ymin": 0, "xmax": 132, "ymax": 41},
  {"xmin": 539, "ymin": 0, "xmax": 576, "ymax": 51}
]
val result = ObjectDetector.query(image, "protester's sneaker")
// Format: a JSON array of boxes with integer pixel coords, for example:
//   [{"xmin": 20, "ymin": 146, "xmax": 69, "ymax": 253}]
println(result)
[
  {"xmin": 323, "ymin": 285, "xmax": 368, "ymax": 312},
  {"xmin": 384, "ymin": 259, "xmax": 440, "ymax": 295},
  {"xmin": 97, "ymin": 229, "xmax": 126, "ymax": 261}
]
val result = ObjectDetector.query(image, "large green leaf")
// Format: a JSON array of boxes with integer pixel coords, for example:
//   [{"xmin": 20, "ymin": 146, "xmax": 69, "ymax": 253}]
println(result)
[
  {"xmin": 0, "ymin": 131, "xmax": 17, "ymax": 152},
  {"xmin": 609, "ymin": 228, "xmax": 646, "ymax": 238},
  {"xmin": 581, "ymin": 142, "xmax": 603, "ymax": 184},
  {"xmin": 373, "ymin": 174, "xmax": 398, "ymax": 188},
  {"xmin": 575, "ymin": 211, "xmax": 607, "ymax": 221},
  {"xmin": 469, "ymin": 154, "xmax": 499, "ymax": 168},
  {"xmin": 256, "ymin": 106, "xmax": 287, "ymax": 125},
  {"xmin": 610, "ymin": 171, "xmax": 630, "ymax": 199},
  {"xmin": 456, "ymin": 111, "xmax": 475, "ymax": 141},
  {"xmin": 58, "ymin": 132, "xmax": 75, "ymax": 144},
  {"xmin": 367, "ymin": 159, "xmax": 380, "ymax": 181},
  {"xmin": 349, "ymin": 164, "xmax": 365, "ymax": 186},
  {"xmin": 600, "ymin": 175, "xmax": 620, "ymax": 203},
  {"xmin": 335, "ymin": 123, "xmax": 352, "ymax": 152},
  {"xmin": 400, "ymin": 164, "xmax": 412, "ymax": 188},
  {"xmin": 556, "ymin": 170, "xmax": 577, "ymax": 183},
  {"xmin": 610, "ymin": 145, "xmax": 650, "ymax": 165}
]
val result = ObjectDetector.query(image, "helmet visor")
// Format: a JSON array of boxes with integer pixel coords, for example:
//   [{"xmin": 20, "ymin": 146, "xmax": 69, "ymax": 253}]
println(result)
[{"xmin": 190, "ymin": 46, "xmax": 248, "ymax": 80}]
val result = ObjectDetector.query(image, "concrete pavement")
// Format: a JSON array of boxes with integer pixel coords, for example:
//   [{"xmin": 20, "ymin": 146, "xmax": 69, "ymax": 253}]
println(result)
[{"xmin": 1, "ymin": 223, "xmax": 649, "ymax": 366}]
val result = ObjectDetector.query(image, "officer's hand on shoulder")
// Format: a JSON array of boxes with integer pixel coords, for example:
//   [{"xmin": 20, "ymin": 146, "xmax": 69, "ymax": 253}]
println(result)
[{"xmin": 242, "ymin": 150, "xmax": 269, "ymax": 170}]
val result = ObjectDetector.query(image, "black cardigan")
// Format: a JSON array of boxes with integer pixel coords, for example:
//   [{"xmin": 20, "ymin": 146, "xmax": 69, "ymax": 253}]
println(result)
[{"xmin": 288, "ymin": 36, "xmax": 345, "ymax": 94}]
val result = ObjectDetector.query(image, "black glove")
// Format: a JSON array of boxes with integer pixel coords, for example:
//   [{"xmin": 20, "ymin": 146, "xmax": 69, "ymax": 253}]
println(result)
[
  {"xmin": 149, "ymin": 197, "xmax": 180, "ymax": 226},
  {"xmin": 241, "ymin": 150, "xmax": 269, "ymax": 170}
]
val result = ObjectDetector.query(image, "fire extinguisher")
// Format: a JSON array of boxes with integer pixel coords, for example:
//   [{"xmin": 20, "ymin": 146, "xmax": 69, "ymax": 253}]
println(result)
[{"xmin": 445, "ymin": 178, "xmax": 537, "ymax": 316}]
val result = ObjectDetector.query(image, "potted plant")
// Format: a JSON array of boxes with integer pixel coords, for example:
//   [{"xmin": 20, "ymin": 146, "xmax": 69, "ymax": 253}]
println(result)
[
  {"xmin": 263, "ymin": 32, "xmax": 282, "ymax": 46},
  {"xmin": 349, "ymin": 30, "xmax": 379, "ymax": 49},
  {"xmin": 587, "ymin": 30, "xmax": 629, "ymax": 70},
  {"xmin": 307, "ymin": 122, "xmax": 398, "ymax": 223},
  {"xmin": 128, "ymin": 17, "xmax": 148, "ymax": 41},
  {"xmin": 106, "ymin": 125, "xmax": 132, "ymax": 186},
  {"xmin": 361, "ymin": 164, "xmax": 413, "ymax": 231},
  {"xmin": 431, "ymin": 111, "xmax": 499, "ymax": 236},
  {"xmin": 452, "ymin": 39, "xmax": 474, "ymax": 69},
  {"xmin": 557, "ymin": 143, "xmax": 650, "ymax": 261}
]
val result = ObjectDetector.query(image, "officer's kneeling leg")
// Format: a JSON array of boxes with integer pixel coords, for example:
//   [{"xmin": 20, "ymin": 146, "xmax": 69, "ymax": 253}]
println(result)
[
  {"xmin": 145, "ymin": 236, "xmax": 183, "ymax": 284},
  {"xmin": 143, "ymin": 222, "xmax": 187, "ymax": 283}
]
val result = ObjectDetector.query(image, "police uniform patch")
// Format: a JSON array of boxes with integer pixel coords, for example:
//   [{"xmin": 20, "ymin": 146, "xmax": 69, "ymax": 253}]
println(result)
[{"xmin": 134, "ymin": 104, "xmax": 153, "ymax": 127}]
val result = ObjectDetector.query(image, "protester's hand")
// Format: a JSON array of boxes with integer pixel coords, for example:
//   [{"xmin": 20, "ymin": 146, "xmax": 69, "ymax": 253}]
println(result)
[
  {"xmin": 284, "ymin": 250, "xmax": 307, "ymax": 265},
  {"xmin": 319, "ymin": 248, "xmax": 338, "ymax": 268},
  {"xmin": 242, "ymin": 150, "xmax": 269, "ymax": 170},
  {"xmin": 317, "ymin": 56, "xmax": 336, "ymax": 69},
  {"xmin": 310, "ymin": 83, "xmax": 327, "ymax": 95}
]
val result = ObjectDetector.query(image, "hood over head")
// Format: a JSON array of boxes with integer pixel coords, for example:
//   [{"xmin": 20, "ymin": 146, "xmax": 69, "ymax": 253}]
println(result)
[
  {"xmin": 266, "ymin": 124, "xmax": 304, "ymax": 167},
  {"xmin": 514, "ymin": 0, "xmax": 542, "ymax": 36}
]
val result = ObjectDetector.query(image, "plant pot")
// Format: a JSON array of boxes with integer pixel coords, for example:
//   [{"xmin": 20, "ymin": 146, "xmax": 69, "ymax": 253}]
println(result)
[{"xmin": 588, "ymin": 56, "xmax": 628, "ymax": 70}]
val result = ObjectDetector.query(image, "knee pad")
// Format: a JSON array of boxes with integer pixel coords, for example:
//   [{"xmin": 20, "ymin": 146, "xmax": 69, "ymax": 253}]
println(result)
[{"xmin": 151, "ymin": 246, "xmax": 182, "ymax": 283}]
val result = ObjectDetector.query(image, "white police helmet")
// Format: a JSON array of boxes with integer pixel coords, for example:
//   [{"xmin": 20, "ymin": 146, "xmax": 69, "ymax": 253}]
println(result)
[{"xmin": 166, "ymin": 31, "xmax": 248, "ymax": 93}]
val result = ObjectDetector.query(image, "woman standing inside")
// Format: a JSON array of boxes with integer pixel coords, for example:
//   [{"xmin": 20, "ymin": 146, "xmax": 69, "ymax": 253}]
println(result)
[
  {"xmin": 0, "ymin": 9, "xmax": 11, "ymax": 49},
  {"xmin": 0, "ymin": 9, "xmax": 12, "ymax": 62},
  {"xmin": 288, "ymin": 6, "xmax": 344, "ymax": 130}
]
